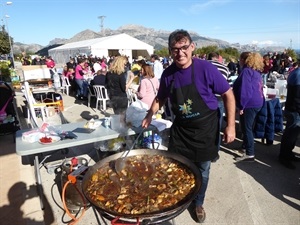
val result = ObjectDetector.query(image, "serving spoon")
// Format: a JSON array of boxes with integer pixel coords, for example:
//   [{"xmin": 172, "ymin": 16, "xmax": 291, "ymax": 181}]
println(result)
[{"xmin": 115, "ymin": 128, "xmax": 146, "ymax": 175}]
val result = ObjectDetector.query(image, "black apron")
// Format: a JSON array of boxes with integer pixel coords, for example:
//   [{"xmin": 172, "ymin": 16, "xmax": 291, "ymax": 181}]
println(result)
[{"xmin": 168, "ymin": 62, "xmax": 219, "ymax": 162}]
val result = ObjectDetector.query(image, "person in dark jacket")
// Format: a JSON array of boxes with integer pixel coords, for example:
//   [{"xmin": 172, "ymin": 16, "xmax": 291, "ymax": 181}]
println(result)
[
  {"xmin": 105, "ymin": 56, "xmax": 134, "ymax": 115},
  {"xmin": 89, "ymin": 67, "xmax": 107, "ymax": 96},
  {"xmin": 31, "ymin": 56, "xmax": 44, "ymax": 65},
  {"xmin": 278, "ymin": 61, "xmax": 300, "ymax": 169},
  {"xmin": 66, "ymin": 57, "xmax": 76, "ymax": 71},
  {"xmin": 233, "ymin": 52, "xmax": 264, "ymax": 162},
  {"xmin": 227, "ymin": 58, "xmax": 237, "ymax": 76},
  {"xmin": 91, "ymin": 67, "xmax": 107, "ymax": 86}
]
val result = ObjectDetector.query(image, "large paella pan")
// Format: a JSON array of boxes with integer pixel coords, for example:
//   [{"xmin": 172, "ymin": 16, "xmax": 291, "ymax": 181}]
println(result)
[{"xmin": 82, "ymin": 149, "xmax": 202, "ymax": 224}]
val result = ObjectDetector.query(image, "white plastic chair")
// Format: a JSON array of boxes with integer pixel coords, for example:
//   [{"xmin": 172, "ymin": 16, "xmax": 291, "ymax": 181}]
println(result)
[
  {"xmin": 23, "ymin": 82, "xmax": 62, "ymax": 126},
  {"xmin": 93, "ymin": 85, "xmax": 109, "ymax": 112},
  {"xmin": 127, "ymin": 88, "xmax": 137, "ymax": 106},
  {"xmin": 23, "ymin": 82, "xmax": 47, "ymax": 126},
  {"xmin": 87, "ymin": 86, "xmax": 96, "ymax": 108},
  {"xmin": 60, "ymin": 76, "xmax": 71, "ymax": 95}
]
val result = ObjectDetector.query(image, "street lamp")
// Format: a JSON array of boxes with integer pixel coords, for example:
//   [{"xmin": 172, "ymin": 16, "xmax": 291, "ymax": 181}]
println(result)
[
  {"xmin": 4, "ymin": 14, "xmax": 14, "ymax": 68},
  {"xmin": 1, "ymin": 2, "xmax": 12, "ymax": 25}
]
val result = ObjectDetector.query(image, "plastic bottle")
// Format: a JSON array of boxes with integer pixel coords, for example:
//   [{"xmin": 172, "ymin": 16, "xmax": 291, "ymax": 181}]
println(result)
[
  {"xmin": 142, "ymin": 131, "xmax": 151, "ymax": 149},
  {"xmin": 153, "ymin": 133, "xmax": 162, "ymax": 149},
  {"xmin": 281, "ymin": 84, "xmax": 287, "ymax": 99},
  {"xmin": 104, "ymin": 117, "xmax": 109, "ymax": 128}
]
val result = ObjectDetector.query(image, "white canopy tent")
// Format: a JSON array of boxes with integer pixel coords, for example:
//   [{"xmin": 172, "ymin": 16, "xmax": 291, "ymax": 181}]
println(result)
[{"xmin": 48, "ymin": 33, "xmax": 154, "ymax": 64}]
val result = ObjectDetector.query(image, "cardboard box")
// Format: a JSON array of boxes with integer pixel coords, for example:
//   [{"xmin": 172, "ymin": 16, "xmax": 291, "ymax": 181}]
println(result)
[{"xmin": 22, "ymin": 65, "xmax": 51, "ymax": 81}]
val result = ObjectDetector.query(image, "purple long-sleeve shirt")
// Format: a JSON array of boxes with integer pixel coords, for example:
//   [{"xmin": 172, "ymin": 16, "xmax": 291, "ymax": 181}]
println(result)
[
  {"xmin": 157, "ymin": 58, "xmax": 230, "ymax": 110},
  {"xmin": 233, "ymin": 67, "xmax": 264, "ymax": 110}
]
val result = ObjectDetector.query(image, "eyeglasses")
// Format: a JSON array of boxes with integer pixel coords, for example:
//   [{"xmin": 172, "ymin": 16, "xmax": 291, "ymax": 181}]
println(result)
[{"xmin": 170, "ymin": 43, "xmax": 192, "ymax": 54}]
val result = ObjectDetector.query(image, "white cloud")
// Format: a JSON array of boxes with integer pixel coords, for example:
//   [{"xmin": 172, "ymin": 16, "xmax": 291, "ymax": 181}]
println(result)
[{"xmin": 251, "ymin": 40, "xmax": 282, "ymax": 46}]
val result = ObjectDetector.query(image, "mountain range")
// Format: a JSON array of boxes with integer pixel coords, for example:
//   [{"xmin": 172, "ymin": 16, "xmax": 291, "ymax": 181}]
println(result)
[{"xmin": 13, "ymin": 24, "xmax": 286, "ymax": 56}]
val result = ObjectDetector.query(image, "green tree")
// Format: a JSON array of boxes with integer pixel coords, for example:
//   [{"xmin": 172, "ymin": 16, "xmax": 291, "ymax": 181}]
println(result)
[
  {"xmin": 223, "ymin": 47, "xmax": 239, "ymax": 58},
  {"xmin": 195, "ymin": 45, "xmax": 219, "ymax": 56},
  {"xmin": 154, "ymin": 47, "xmax": 170, "ymax": 57},
  {"xmin": 221, "ymin": 47, "xmax": 239, "ymax": 62},
  {"xmin": 194, "ymin": 45, "xmax": 239, "ymax": 63},
  {"xmin": 285, "ymin": 48, "xmax": 298, "ymax": 62},
  {"xmin": 0, "ymin": 26, "xmax": 11, "ymax": 55},
  {"xmin": 0, "ymin": 60, "xmax": 11, "ymax": 81}
]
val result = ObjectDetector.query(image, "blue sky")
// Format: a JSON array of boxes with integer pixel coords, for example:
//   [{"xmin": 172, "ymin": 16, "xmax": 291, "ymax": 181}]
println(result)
[{"xmin": 3, "ymin": 0, "xmax": 300, "ymax": 49}]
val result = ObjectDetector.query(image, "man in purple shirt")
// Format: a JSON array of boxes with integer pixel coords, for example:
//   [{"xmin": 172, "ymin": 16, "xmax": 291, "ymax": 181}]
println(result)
[{"xmin": 142, "ymin": 29, "xmax": 236, "ymax": 223}]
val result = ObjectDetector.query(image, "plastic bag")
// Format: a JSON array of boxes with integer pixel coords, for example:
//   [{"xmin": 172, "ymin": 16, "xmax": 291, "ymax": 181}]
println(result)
[
  {"xmin": 94, "ymin": 137, "xmax": 126, "ymax": 151},
  {"xmin": 126, "ymin": 99, "xmax": 149, "ymax": 127}
]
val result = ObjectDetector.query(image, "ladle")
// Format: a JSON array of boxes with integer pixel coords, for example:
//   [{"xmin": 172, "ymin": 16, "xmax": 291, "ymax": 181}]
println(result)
[{"xmin": 115, "ymin": 128, "xmax": 146, "ymax": 174}]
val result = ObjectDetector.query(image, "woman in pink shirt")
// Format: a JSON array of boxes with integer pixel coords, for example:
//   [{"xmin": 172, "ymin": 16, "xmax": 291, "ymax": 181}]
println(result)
[
  {"xmin": 74, "ymin": 58, "xmax": 87, "ymax": 99},
  {"xmin": 134, "ymin": 64, "xmax": 160, "ymax": 109},
  {"xmin": 45, "ymin": 56, "xmax": 55, "ymax": 68}
]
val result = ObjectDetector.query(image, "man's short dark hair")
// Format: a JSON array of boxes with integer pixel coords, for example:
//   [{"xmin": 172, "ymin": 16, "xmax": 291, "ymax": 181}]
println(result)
[
  {"xmin": 207, "ymin": 52, "xmax": 219, "ymax": 60},
  {"xmin": 151, "ymin": 54, "xmax": 159, "ymax": 60},
  {"xmin": 168, "ymin": 29, "xmax": 193, "ymax": 49}
]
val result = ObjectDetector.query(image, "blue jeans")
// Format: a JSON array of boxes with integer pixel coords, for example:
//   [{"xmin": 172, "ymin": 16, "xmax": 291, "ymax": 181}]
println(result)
[
  {"xmin": 279, "ymin": 110, "xmax": 300, "ymax": 159},
  {"xmin": 75, "ymin": 79, "xmax": 84, "ymax": 96},
  {"xmin": 82, "ymin": 80, "xmax": 89, "ymax": 97},
  {"xmin": 240, "ymin": 107, "xmax": 261, "ymax": 156},
  {"xmin": 193, "ymin": 161, "xmax": 211, "ymax": 207}
]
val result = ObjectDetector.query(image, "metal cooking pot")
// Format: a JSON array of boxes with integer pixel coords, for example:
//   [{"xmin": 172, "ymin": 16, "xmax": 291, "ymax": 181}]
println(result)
[{"xmin": 82, "ymin": 149, "xmax": 202, "ymax": 224}]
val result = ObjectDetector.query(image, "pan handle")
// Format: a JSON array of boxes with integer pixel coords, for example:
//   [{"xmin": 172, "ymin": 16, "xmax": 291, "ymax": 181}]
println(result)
[
  {"xmin": 111, "ymin": 216, "xmax": 140, "ymax": 225},
  {"xmin": 119, "ymin": 127, "xmax": 146, "ymax": 158}
]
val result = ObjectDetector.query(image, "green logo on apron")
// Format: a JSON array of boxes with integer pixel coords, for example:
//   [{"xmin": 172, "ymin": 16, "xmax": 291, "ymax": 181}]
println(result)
[{"xmin": 179, "ymin": 99, "xmax": 193, "ymax": 115}]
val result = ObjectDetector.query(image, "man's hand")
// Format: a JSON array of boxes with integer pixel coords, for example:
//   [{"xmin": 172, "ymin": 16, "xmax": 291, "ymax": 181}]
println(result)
[
  {"xmin": 142, "ymin": 97, "xmax": 164, "ymax": 128},
  {"xmin": 141, "ymin": 113, "xmax": 152, "ymax": 128},
  {"xmin": 223, "ymin": 125, "xmax": 236, "ymax": 144},
  {"xmin": 221, "ymin": 88, "xmax": 236, "ymax": 144}
]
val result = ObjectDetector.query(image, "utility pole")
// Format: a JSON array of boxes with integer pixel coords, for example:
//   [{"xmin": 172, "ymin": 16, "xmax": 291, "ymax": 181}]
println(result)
[
  {"xmin": 98, "ymin": 16, "xmax": 106, "ymax": 35},
  {"xmin": 5, "ymin": 15, "xmax": 14, "ymax": 68},
  {"xmin": 290, "ymin": 39, "xmax": 292, "ymax": 49}
]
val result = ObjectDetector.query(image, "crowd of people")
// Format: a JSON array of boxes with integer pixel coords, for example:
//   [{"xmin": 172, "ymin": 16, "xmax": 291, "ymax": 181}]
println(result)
[
  {"xmin": 21, "ymin": 55, "xmax": 56, "ymax": 68},
  {"xmin": 46, "ymin": 52, "xmax": 165, "ymax": 111},
  {"xmin": 55, "ymin": 37, "xmax": 298, "ymax": 167},
  {"xmin": 23, "ymin": 30, "xmax": 299, "ymax": 223}
]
